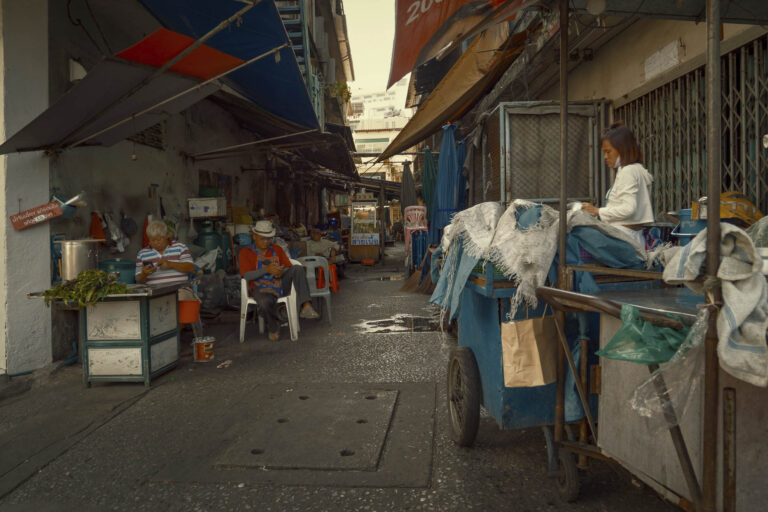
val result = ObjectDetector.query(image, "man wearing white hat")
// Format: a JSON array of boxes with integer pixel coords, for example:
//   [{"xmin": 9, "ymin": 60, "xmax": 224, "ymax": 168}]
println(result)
[{"xmin": 239, "ymin": 219, "xmax": 319, "ymax": 340}]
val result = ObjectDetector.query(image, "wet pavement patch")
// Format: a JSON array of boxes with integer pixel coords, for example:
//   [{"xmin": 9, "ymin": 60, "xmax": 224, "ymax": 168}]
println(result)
[
  {"xmin": 153, "ymin": 383, "xmax": 435, "ymax": 488},
  {"xmin": 354, "ymin": 314, "xmax": 440, "ymax": 333},
  {"xmin": 215, "ymin": 389, "xmax": 398, "ymax": 471}
]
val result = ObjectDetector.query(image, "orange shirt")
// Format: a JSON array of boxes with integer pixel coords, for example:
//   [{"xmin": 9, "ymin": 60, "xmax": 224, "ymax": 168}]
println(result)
[{"xmin": 239, "ymin": 244, "xmax": 292, "ymax": 295}]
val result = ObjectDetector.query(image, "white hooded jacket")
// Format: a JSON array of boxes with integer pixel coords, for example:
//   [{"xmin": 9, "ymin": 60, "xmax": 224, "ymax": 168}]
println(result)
[{"xmin": 598, "ymin": 163, "xmax": 654, "ymax": 226}]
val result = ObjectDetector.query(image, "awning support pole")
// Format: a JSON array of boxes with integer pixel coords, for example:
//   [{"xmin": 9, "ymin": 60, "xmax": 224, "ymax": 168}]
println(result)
[
  {"xmin": 554, "ymin": 0, "xmax": 568, "ymax": 447},
  {"xmin": 703, "ymin": 0, "xmax": 722, "ymax": 510},
  {"xmin": 54, "ymin": 1, "xmax": 259, "ymax": 150},
  {"xmin": 64, "ymin": 43, "xmax": 287, "ymax": 150},
  {"xmin": 192, "ymin": 129, "xmax": 319, "ymax": 158}
]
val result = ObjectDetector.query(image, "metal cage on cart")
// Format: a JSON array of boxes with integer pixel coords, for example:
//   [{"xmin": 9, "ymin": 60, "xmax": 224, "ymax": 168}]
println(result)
[{"xmin": 469, "ymin": 101, "xmax": 611, "ymax": 207}]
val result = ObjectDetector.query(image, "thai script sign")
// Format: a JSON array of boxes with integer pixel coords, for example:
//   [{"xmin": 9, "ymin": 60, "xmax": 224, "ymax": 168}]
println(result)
[
  {"xmin": 10, "ymin": 201, "xmax": 63, "ymax": 230},
  {"xmin": 351, "ymin": 233, "xmax": 380, "ymax": 246}
]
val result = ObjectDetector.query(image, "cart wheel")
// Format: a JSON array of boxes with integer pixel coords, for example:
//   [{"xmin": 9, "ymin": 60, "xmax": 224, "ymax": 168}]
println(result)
[
  {"xmin": 447, "ymin": 346, "xmax": 481, "ymax": 447},
  {"xmin": 557, "ymin": 449, "xmax": 580, "ymax": 502}
]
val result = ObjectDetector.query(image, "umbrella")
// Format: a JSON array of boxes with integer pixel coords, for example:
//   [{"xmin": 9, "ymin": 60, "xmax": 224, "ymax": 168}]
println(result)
[
  {"xmin": 400, "ymin": 161, "xmax": 417, "ymax": 211},
  {"xmin": 457, "ymin": 140, "xmax": 468, "ymax": 211},
  {"xmin": 429, "ymin": 124, "xmax": 459, "ymax": 245},
  {"xmin": 422, "ymin": 147, "xmax": 437, "ymax": 224}
]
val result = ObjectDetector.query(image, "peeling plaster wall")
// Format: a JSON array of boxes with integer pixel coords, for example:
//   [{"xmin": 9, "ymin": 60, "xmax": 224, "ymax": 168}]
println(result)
[
  {"xmin": 540, "ymin": 20, "xmax": 754, "ymax": 103},
  {"xmin": 0, "ymin": 0, "xmax": 53, "ymax": 374}
]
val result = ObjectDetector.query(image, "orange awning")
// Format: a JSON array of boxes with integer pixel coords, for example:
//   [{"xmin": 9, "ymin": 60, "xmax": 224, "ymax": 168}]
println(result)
[{"xmin": 378, "ymin": 23, "xmax": 529, "ymax": 161}]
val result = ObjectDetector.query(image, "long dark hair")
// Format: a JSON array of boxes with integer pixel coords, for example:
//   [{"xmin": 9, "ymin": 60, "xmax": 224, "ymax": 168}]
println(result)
[{"xmin": 601, "ymin": 121, "xmax": 642, "ymax": 165}]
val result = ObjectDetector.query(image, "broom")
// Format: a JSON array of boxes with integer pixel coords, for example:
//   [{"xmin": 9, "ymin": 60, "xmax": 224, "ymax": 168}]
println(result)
[
  {"xmin": 416, "ymin": 270, "xmax": 436, "ymax": 295},
  {"xmin": 400, "ymin": 249, "xmax": 430, "ymax": 292}
]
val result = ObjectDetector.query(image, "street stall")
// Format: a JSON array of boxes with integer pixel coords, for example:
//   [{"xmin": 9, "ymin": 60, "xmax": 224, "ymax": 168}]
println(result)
[
  {"xmin": 349, "ymin": 198, "xmax": 380, "ymax": 263},
  {"xmin": 78, "ymin": 284, "xmax": 182, "ymax": 387},
  {"xmin": 535, "ymin": 2, "xmax": 768, "ymax": 511}
]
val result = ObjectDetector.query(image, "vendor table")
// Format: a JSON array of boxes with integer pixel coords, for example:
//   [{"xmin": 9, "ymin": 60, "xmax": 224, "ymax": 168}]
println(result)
[
  {"xmin": 592, "ymin": 287, "xmax": 768, "ymax": 510},
  {"xmin": 79, "ymin": 284, "xmax": 182, "ymax": 387}
]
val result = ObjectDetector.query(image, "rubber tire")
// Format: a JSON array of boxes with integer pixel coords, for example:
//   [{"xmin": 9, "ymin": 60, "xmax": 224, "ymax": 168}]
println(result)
[
  {"xmin": 447, "ymin": 346, "xmax": 482, "ymax": 447},
  {"xmin": 557, "ymin": 449, "xmax": 580, "ymax": 502}
]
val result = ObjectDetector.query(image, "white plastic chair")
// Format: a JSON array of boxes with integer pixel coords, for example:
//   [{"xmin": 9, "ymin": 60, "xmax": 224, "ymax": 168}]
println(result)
[
  {"xmin": 239, "ymin": 259, "xmax": 302, "ymax": 342},
  {"xmin": 297, "ymin": 256, "xmax": 332, "ymax": 324}
]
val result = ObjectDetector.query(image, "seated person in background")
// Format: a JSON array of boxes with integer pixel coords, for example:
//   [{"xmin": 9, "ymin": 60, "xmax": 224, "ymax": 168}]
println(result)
[
  {"xmin": 239, "ymin": 220, "xmax": 319, "ymax": 341},
  {"xmin": 307, "ymin": 227, "xmax": 342, "ymax": 264},
  {"xmin": 135, "ymin": 220, "xmax": 194, "ymax": 286}
]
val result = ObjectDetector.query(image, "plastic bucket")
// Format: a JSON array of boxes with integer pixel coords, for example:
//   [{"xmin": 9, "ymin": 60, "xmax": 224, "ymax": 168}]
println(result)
[
  {"xmin": 676, "ymin": 208, "xmax": 707, "ymax": 234},
  {"xmin": 99, "ymin": 259, "xmax": 136, "ymax": 284},
  {"xmin": 192, "ymin": 337, "xmax": 215, "ymax": 362},
  {"xmin": 179, "ymin": 300, "xmax": 200, "ymax": 323}
]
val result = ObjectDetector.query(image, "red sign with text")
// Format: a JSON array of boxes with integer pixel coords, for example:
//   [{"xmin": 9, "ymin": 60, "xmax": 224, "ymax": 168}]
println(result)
[
  {"xmin": 388, "ymin": 0, "xmax": 536, "ymax": 88},
  {"xmin": 10, "ymin": 202, "xmax": 63, "ymax": 230}
]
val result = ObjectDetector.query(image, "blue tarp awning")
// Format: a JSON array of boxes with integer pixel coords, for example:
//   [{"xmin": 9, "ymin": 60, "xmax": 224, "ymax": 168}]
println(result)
[{"xmin": 138, "ymin": 0, "xmax": 319, "ymax": 129}]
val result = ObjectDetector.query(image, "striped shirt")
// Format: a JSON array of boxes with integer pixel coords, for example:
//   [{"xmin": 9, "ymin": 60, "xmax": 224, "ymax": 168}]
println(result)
[{"xmin": 135, "ymin": 240, "xmax": 193, "ymax": 286}]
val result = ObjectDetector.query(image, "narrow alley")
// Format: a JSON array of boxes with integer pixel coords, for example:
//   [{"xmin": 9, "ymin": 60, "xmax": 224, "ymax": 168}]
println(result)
[
  {"xmin": 2, "ymin": 1, "xmax": 768, "ymax": 510},
  {"xmin": 0, "ymin": 245, "xmax": 673, "ymax": 512}
]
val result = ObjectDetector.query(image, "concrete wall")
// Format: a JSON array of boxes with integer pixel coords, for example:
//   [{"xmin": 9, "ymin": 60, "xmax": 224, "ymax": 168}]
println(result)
[
  {"xmin": 541, "ymin": 20, "xmax": 754, "ymax": 103},
  {"xmin": 0, "ymin": 0, "xmax": 53, "ymax": 374}
]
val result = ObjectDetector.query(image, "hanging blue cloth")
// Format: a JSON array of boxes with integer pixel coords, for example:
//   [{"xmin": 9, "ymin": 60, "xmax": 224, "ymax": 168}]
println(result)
[
  {"xmin": 429, "ymin": 239, "xmax": 479, "ymax": 321},
  {"xmin": 429, "ymin": 124, "xmax": 460, "ymax": 245},
  {"xmin": 456, "ymin": 140, "xmax": 467, "ymax": 211},
  {"xmin": 422, "ymin": 148, "xmax": 437, "ymax": 225}
]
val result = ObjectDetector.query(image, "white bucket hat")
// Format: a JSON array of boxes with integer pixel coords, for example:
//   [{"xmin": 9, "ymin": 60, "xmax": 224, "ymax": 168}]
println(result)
[{"xmin": 251, "ymin": 219, "xmax": 276, "ymax": 237}]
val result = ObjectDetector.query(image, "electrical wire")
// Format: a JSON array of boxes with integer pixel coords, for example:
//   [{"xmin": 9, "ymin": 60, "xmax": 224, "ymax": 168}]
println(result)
[
  {"xmin": 66, "ymin": 0, "xmax": 108, "ymax": 57},
  {"xmin": 84, "ymin": 0, "xmax": 113, "ymax": 55}
]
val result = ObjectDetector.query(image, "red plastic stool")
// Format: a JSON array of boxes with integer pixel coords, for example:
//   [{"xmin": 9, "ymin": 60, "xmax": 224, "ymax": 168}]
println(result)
[
  {"xmin": 315, "ymin": 265, "xmax": 339, "ymax": 293},
  {"xmin": 328, "ymin": 264, "xmax": 339, "ymax": 293},
  {"xmin": 316, "ymin": 267, "xmax": 326, "ymax": 289}
]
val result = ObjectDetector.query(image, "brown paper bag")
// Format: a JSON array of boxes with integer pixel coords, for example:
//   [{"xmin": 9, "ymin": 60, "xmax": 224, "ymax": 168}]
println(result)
[{"xmin": 501, "ymin": 314, "xmax": 558, "ymax": 387}]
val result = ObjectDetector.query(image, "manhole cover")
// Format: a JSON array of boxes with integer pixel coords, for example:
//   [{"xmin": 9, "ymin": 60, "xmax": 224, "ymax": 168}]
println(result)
[{"xmin": 215, "ymin": 389, "xmax": 398, "ymax": 471}]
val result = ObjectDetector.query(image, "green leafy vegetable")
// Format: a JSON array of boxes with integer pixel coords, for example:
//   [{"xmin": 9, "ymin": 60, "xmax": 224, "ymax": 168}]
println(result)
[{"xmin": 43, "ymin": 270, "xmax": 128, "ymax": 308}]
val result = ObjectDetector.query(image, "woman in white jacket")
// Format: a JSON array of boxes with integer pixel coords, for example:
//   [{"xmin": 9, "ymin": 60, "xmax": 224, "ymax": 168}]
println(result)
[{"xmin": 582, "ymin": 121, "xmax": 653, "ymax": 247}]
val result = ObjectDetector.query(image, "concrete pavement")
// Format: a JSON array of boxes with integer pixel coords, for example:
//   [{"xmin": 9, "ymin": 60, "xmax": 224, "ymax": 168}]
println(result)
[{"xmin": 0, "ymin": 244, "xmax": 676, "ymax": 511}]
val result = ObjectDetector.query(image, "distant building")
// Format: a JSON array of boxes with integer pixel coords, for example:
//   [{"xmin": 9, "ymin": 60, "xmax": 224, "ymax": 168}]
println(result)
[{"xmin": 350, "ymin": 77, "xmax": 415, "ymax": 182}]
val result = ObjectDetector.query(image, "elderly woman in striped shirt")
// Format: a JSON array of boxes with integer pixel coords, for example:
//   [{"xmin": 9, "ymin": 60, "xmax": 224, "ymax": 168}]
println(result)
[{"xmin": 135, "ymin": 220, "xmax": 195, "ymax": 286}]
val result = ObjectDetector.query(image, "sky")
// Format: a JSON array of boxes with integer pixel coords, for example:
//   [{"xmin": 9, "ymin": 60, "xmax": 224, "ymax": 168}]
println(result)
[{"xmin": 344, "ymin": 0, "xmax": 396, "ymax": 93}]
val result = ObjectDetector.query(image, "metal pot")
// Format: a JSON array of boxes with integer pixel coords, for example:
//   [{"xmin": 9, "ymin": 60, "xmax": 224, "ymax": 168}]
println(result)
[{"xmin": 57, "ymin": 239, "xmax": 99, "ymax": 281}]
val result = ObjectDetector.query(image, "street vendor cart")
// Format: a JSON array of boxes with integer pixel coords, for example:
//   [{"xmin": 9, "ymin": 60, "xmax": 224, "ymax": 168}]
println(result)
[
  {"xmin": 79, "ymin": 283, "xmax": 182, "ymax": 387},
  {"xmin": 542, "ymin": 2, "xmax": 768, "ymax": 511},
  {"xmin": 448, "ymin": 265, "xmax": 558, "ymax": 447},
  {"xmin": 32, "ymin": 283, "xmax": 183, "ymax": 387},
  {"xmin": 349, "ymin": 200, "xmax": 380, "ymax": 262}
]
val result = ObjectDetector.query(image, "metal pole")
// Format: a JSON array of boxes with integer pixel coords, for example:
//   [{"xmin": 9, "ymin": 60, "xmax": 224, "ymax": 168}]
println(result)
[
  {"xmin": 703, "ymin": 0, "xmax": 722, "ymax": 510},
  {"xmin": 65, "ymin": 43, "xmax": 288, "ymax": 150},
  {"xmin": 54, "ymin": 1, "xmax": 258, "ymax": 150},
  {"xmin": 554, "ymin": 0, "xmax": 569, "ymax": 446},
  {"xmin": 379, "ymin": 181, "xmax": 386, "ymax": 260},
  {"xmin": 191, "ymin": 129, "xmax": 319, "ymax": 158}
]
